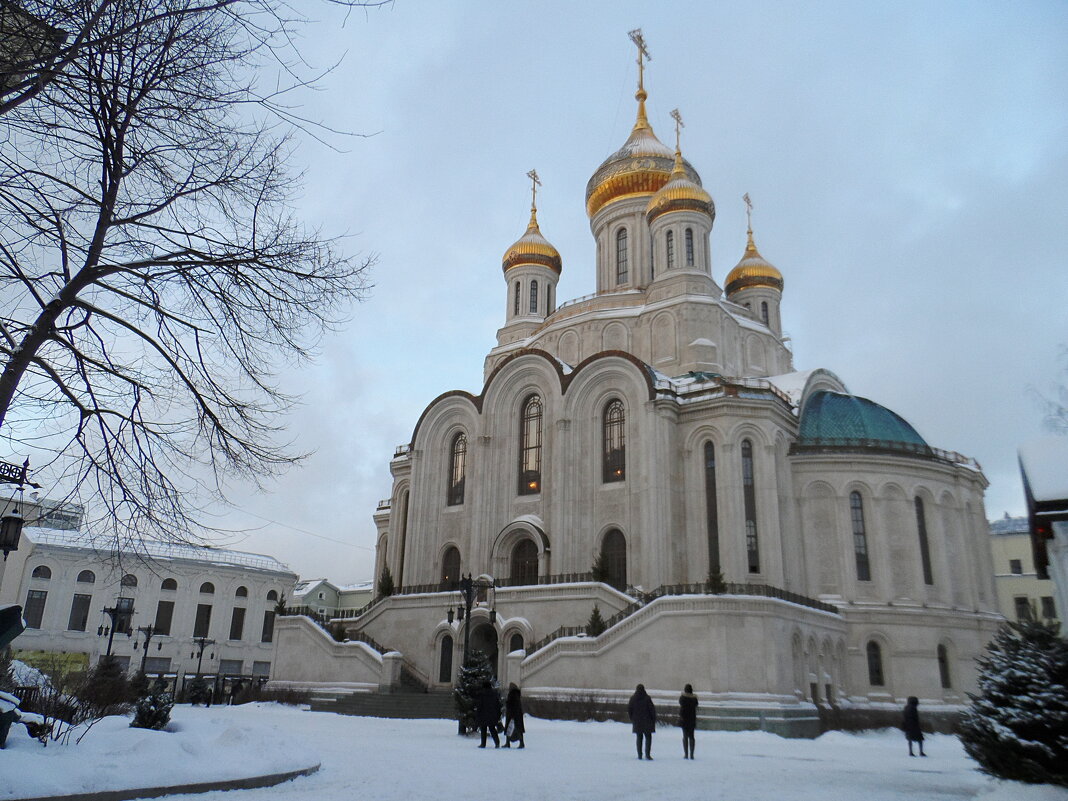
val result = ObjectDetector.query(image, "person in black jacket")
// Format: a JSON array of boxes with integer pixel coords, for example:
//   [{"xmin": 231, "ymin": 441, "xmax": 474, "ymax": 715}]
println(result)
[
  {"xmin": 628, "ymin": 683, "xmax": 657, "ymax": 760},
  {"xmin": 502, "ymin": 683, "xmax": 525, "ymax": 749},
  {"xmin": 475, "ymin": 680, "xmax": 502, "ymax": 749},
  {"xmin": 678, "ymin": 684, "xmax": 698, "ymax": 759},
  {"xmin": 902, "ymin": 696, "xmax": 926, "ymax": 757}
]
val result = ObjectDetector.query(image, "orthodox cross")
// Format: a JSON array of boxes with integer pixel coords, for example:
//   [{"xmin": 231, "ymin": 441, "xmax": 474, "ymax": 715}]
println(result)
[
  {"xmin": 628, "ymin": 28, "xmax": 650, "ymax": 92},
  {"xmin": 526, "ymin": 169, "xmax": 541, "ymax": 212},
  {"xmin": 743, "ymin": 192, "xmax": 754, "ymax": 232},
  {"xmin": 670, "ymin": 108, "xmax": 684, "ymax": 151}
]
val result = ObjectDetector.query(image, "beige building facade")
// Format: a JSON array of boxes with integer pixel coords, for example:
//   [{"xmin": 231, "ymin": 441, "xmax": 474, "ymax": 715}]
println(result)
[{"xmin": 989, "ymin": 513, "xmax": 1060, "ymax": 625}]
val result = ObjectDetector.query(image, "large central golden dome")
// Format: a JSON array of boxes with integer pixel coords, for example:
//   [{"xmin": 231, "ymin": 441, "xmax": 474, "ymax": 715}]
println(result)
[{"xmin": 585, "ymin": 88, "xmax": 701, "ymax": 218}]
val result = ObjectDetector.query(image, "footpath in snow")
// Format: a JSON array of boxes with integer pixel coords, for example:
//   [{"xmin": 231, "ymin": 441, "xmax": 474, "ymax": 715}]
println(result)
[{"xmin": 2, "ymin": 703, "xmax": 1066, "ymax": 801}]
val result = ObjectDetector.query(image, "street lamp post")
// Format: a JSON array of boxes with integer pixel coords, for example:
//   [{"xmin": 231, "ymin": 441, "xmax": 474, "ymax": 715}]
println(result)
[
  {"xmin": 97, "ymin": 597, "xmax": 135, "ymax": 660},
  {"xmin": 134, "ymin": 625, "xmax": 162, "ymax": 675},
  {"xmin": 0, "ymin": 458, "xmax": 40, "ymax": 560},
  {"xmin": 449, "ymin": 574, "xmax": 497, "ymax": 735},
  {"xmin": 191, "ymin": 637, "xmax": 215, "ymax": 677}
]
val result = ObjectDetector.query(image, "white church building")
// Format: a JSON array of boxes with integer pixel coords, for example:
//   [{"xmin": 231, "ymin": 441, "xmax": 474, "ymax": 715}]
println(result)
[{"xmin": 274, "ymin": 45, "xmax": 1001, "ymax": 735}]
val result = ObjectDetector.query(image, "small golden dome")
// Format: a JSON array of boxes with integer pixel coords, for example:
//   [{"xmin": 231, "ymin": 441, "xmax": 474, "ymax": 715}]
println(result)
[
  {"xmin": 724, "ymin": 229, "xmax": 783, "ymax": 295},
  {"xmin": 502, "ymin": 207, "xmax": 562, "ymax": 274},
  {"xmin": 646, "ymin": 149, "xmax": 714, "ymax": 223},
  {"xmin": 585, "ymin": 88, "xmax": 701, "ymax": 218}
]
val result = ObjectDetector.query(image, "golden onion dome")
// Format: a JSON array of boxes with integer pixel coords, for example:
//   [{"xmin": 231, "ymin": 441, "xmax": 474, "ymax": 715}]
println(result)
[
  {"xmin": 585, "ymin": 87, "xmax": 701, "ymax": 218},
  {"xmin": 645, "ymin": 148, "xmax": 714, "ymax": 223},
  {"xmin": 724, "ymin": 229, "xmax": 783, "ymax": 295},
  {"xmin": 502, "ymin": 207, "xmax": 562, "ymax": 274}
]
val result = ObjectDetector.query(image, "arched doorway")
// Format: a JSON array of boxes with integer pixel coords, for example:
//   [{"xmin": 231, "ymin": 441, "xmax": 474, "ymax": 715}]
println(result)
[
  {"xmin": 470, "ymin": 622, "xmax": 499, "ymax": 678},
  {"xmin": 601, "ymin": 529, "xmax": 627, "ymax": 590},
  {"xmin": 510, "ymin": 538, "xmax": 539, "ymax": 584}
]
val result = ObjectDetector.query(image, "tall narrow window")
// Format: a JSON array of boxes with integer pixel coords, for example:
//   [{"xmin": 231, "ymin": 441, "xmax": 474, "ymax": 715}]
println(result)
[
  {"xmin": 937, "ymin": 644, "xmax": 951, "ymax": 689},
  {"xmin": 438, "ymin": 635, "xmax": 453, "ymax": 683},
  {"xmin": 666, "ymin": 230, "xmax": 675, "ymax": 269},
  {"xmin": 761, "ymin": 301, "xmax": 769, "ymax": 325},
  {"xmin": 601, "ymin": 529, "xmax": 627, "ymax": 590},
  {"xmin": 511, "ymin": 539, "xmax": 539, "ymax": 584},
  {"xmin": 513, "ymin": 281, "xmax": 520, "ymax": 316},
  {"xmin": 850, "ymin": 491, "xmax": 871, "ymax": 582},
  {"xmin": 441, "ymin": 546, "xmax": 461, "ymax": 589},
  {"xmin": 193, "ymin": 603, "xmax": 212, "ymax": 638},
  {"xmin": 741, "ymin": 439, "xmax": 760, "ymax": 573},
  {"xmin": 518, "ymin": 394, "xmax": 542, "ymax": 494},
  {"xmin": 602, "ymin": 399, "xmax": 625, "ymax": 482},
  {"xmin": 1014, "ymin": 596, "xmax": 1033, "ymax": 621},
  {"xmin": 866, "ymin": 641, "xmax": 884, "ymax": 686},
  {"xmin": 685, "ymin": 228, "xmax": 694, "ymax": 266},
  {"xmin": 261, "ymin": 610, "xmax": 276, "ymax": 643},
  {"xmin": 547, "ymin": 284, "xmax": 554, "ymax": 314},
  {"xmin": 529, "ymin": 280, "xmax": 538, "ymax": 314},
  {"xmin": 704, "ymin": 442, "xmax": 720, "ymax": 573},
  {"xmin": 615, "ymin": 228, "xmax": 628, "ymax": 284},
  {"xmin": 24, "ymin": 590, "xmax": 47, "ymax": 628},
  {"xmin": 649, "ymin": 236, "xmax": 655, "ymax": 279},
  {"xmin": 914, "ymin": 497, "xmax": 934, "ymax": 585},
  {"xmin": 67, "ymin": 593, "xmax": 91, "ymax": 631},
  {"xmin": 447, "ymin": 432, "xmax": 467, "ymax": 506},
  {"xmin": 229, "ymin": 607, "xmax": 246, "ymax": 641},
  {"xmin": 154, "ymin": 600, "xmax": 174, "ymax": 636}
]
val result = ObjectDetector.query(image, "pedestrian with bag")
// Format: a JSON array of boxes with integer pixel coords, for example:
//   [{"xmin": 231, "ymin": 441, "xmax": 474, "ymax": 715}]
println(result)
[
  {"xmin": 475, "ymin": 680, "xmax": 502, "ymax": 749},
  {"xmin": 628, "ymin": 683, "xmax": 657, "ymax": 760},
  {"xmin": 502, "ymin": 683, "xmax": 525, "ymax": 749},
  {"xmin": 678, "ymin": 683, "xmax": 698, "ymax": 759}
]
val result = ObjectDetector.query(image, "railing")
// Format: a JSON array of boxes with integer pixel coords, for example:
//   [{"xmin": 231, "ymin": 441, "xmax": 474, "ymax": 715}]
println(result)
[
  {"xmin": 495, "ymin": 572, "xmax": 594, "ymax": 589},
  {"xmin": 376, "ymin": 499, "xmax": 391, "ymax": 511},
  {"xmin": 393, "ymin": 444, "xmax": 411, "ymax": 458},
  {"xmin": 790, "ymin": 439, "xmax": 981, "ymax": 470},
  {"xmin": 656, "ymin": 374, "xmax": 793, "ymax": 407}
]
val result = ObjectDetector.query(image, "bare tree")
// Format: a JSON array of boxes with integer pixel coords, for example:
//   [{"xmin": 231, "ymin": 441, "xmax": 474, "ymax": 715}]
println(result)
[{"xmin": 0, "ymin": 0, "xmax": 375, "ymax": 549}]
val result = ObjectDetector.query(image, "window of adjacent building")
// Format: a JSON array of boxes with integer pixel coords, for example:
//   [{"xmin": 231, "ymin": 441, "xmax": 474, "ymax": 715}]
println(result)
[
  {"xmin": 252, "ymin": 661, "xmax": 271, "ymax": 677},
  {"xmin": 1014, "ymin": 596, "xmax": 1033, "ymax": 621},
  {"xmin": 685, "ymin": 228, "xmax": 694, "ymax": 266},
  {"xmin": 761, "ymin": 301, "xmax": 769, "ymax": 325},
  {"xmin": 193, "ymin": 603, "xmax": 212, "ymax": 638},
  {"xmin": 602, "ymin": 399, "xmax": 625, "ymax": 482},
  {"xmin": 31, "ymin": 565, "xmax": 51, "ymax": 580},
  {"xmin": 266, "ymin": 589, "xmax": 278, "ymax": 602},
  {"xmin": 121, "ymin": 573, "xmax": 137, "ymax": 588},
  {"xmin": 261, "ymin": 610, "xmax": 276, "ymax": 643},
  {"xmin": 143, "ymin": 657, "xmax": 171, "ymax": 674},
  {"xmin": 510, "ymin": 539, "xmax": 539, "ymax": 585},
  {"xmin": 529, "ymin": 280, "xmax": 538, "ymax": 314},
  {"xmin": 866, "ymin": 641, "xmax": 884, "ymax": 686},
  {"xmin": 115, "ymin": 596, "xmax": 135, "ymax": 633},
  {"xmin": 914, "ymin": 497, "xmax": 934, "ymax": 585},
  {"xmin": 850, "ymin": 491, "xmax": 872, "ymax": 582},
  {"xmin": 937, "ymin": 644, "xmax": 951, "ymax": 689},
  {"xmin": 518, "ymin": 394, "xmax": 542, "ymax": 495},
  {"xmin": 67, "ymin": 593, "xmax": 92, "ymax": 632},
  {"xmin": 666, "ymin": 230, "xmax": 675, "ymax": 270},
  {"xmin": 24, "ymin": 589, "xmax": 47, "ymax": 628},
  {"xmin": 447, "ymin": 432, "xmax": 467, "ymax": 506},
  {"xmin": 438, "ymin": 635, "xmax": 453, "ymax": 683},
  {"xmin": 704, "ymin": 442, "xmax": 720, "ymax": 575},
  {"xmin": 200, "ymin": 582, "xmax": 215, "ymax": 594},
  {"xmin": 601, "ymin": 529, "xmax": 627, "ymax": 591},
  {"xmin": 513, "ymin": 281, "xmax": 520, "ymax": 316},
  {"xmin": 1041, "ymin": 596, "xmax": 1057, "ymax": 619},
  {"xmin": 161, "ymin": 578, "xmax": 178, "ymax": 591},
  {"xmin": 77, "ymin": 569, "xmax": 95, "ymax": 584},
  {"xmin": 229, "ymin": 607, "xmax": 246, "ymax": 641},
  {"xmin": 615, "ymin": 228, "xmax": 628, "ymax": 285},
  {"xmin": 236, "ymin": 586, "xmax": 248, "ymax": 598},
  {"xmin": 1009, "ymin": 559, "xmax": 1023, "ymax": 575},
  {"xmin": 154, "ymin": 599, "xmax": 174, "ymax": 636},
  {"xmin": 219, "ymin": 659, "xmax": 243, "ymax": 675},
  {"xmin": 741, "ymin": 439, "xmax": 760, "ymax": 573},
  {"xmin": 441, "ymin": 546, "xmax": 461, "ymax": 589}
]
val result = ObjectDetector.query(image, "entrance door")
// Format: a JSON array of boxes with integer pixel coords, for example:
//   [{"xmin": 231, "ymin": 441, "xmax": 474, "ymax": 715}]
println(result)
[{"xmin": 470, "ymin": 623, "xmax": 499, "ymax": 678}]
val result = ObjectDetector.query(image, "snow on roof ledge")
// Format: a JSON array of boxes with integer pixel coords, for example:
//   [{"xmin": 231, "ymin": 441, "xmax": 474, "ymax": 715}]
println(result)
[{"xmin": 1019, "ymin": 435, "xmax": 1068, "ymax": 503}]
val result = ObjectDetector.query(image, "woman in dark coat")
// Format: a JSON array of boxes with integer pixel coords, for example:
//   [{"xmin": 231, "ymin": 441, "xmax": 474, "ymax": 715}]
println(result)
[
  {"xmin": 502, "ymin": 683, "xmax": 525, "ymax": 749},
  {"xmin": 475, "ymin": 680, "xmax": 501, "ymax": 748},
  {"xmin": 628, "ymin": 683, "xmax": 657, "ymax": 760},
  {"xmin": 678, "ymin": 684, "xmax": 698, "ymax": 759},
  {"xmin": 902, "ymin": 696, "xmax": 926, "ymax": 757}
]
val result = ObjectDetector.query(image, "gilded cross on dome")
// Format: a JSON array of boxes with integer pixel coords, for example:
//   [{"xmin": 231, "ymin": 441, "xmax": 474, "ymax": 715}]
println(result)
[
  {"xmin": 526, "ymin": 169, "xmax": 541, "ymax": 213},
  {"xmin": 670, "ymin": 108, "xmax": 684, "ymax": 152},
  {"xmin": 628, "ymin": 28, "xmax": 650, "ymax": 93},
  {"xmin": 743, "ymin": 192, "xmax": 754, "ymax": 232}
]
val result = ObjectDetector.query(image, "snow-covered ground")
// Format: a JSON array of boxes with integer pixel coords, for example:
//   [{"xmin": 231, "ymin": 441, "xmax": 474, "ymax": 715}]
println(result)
[{"xmin": 2, "ymin": 703, "xmax": 1066, "ymax": 801}]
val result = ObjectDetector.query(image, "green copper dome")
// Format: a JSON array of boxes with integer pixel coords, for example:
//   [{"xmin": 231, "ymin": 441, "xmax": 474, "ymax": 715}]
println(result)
[{"xmin": 797, "ymin": 391, "xmax": 931, "ymax": 457}]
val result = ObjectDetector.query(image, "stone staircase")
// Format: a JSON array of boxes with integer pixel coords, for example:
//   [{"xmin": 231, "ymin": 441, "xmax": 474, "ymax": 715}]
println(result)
[{"xmin": 309, "ymin": 690, "xmax": 456, "ymax": 720}]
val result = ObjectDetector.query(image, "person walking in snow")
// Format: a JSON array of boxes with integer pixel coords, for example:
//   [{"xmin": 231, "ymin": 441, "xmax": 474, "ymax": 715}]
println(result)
[
  {"xmin": 902, "ymin": 696, "xmax": 926, "ymax": 757},
  {"xmin": 502, "ymin": 683, "xmax": 525, "ymax": 749},
  {"xmin": 628, "ymin": 683, "xmax": 657, "ymax": 760},
  {"xmin": 475, "ymin": 680, "xmax": 502, "ymax": 749},
  {"xmin": 678, "ymin": 683, "xmax": 698, "ymax": 759}
]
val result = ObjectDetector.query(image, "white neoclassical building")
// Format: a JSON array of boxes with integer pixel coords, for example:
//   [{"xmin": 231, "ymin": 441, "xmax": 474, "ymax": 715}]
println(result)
[{"xmin": 273, "ymin": 50, "xmax": 1001, "ymax": 734}]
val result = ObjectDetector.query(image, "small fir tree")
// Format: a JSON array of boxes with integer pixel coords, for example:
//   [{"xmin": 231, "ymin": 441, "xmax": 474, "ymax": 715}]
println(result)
[
  {"xmin": 80, "ymin": 656, "xmax": 131, "ymax": 715},
  {"xmin": 378, "ymin": 566, "xmax": 395, "ymax": 598},
  {"xmin": 0, "ymin": 647, "xmax": 15, "ymax": 692},
  {"xmin": 706, "ymin": 567, "xmax": 727, "ymax": 595},
  {"xmin": 129, "ymin": 671, "xmax": 150, "ymax": 700},
  {"xmin": 186, "ymin": 676, "xmax": 211, "ymax": 706},
  {"xmin": 958, "ymin": 620, "xmax": 1068, "ymax": 787},
  {"xmin": 591, "ymin": 552, "xmax": 609, "ymax": 584},
  {"xmin": 274, "ymin": 594, "xmax": 288, "ymax": 616},
  {"xmin": 586, "ymin": 604, "xmax": 607, "ymax": 637},
  {"xmin": 130, "ymin": 690, "xmax": 173, "ymax": 730},
  {"xmin": 453, "ymin": 649, "xmax": 496, "ymax": 734}
]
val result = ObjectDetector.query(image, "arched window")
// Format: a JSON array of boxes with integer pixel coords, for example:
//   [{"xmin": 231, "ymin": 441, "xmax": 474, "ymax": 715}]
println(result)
[
  {"xmin": 162, "ymin": 578, "xmax": 178, "ymax": 591},
  {"xmin": 529, "ymin": 280, "xmax": 538, "ymax": 314},
  {"xmin": 615, "ymin": 228, "xmax": 628, "ymax": 284},
  {"xmin": 649, "ymin": 236, "xmax": 655, "ymax": 280},
  {"xmin": 235, "ymin": 586, "xmax": 248, "ymax": 598},
  {"xmin": 511, "ymin": 539, "xmax": 539, "ymax": 584},
  {"xmin": 513, "ymin": 281, "xmax": 520, "ymax": 316},
  {"xmin": 266, "ymin": 589, "xmax": 278, "ymax": 601},
  {"xmin": 447, "ymin": 432, "xmax": 467, "ymax": 506},
  {"xmin": 866, "ymin": 641, "xmax": 885, "ymax": 686},
  {"xmin": 441, "ymin": 546, "xmax": 461, "ymax": 589},
  {"xmin": 438, "ymin": 635, "xmax": 453, "ymax": 683},
  {"xmin": 509, "ymin": 632, "xmax": 524, "ymax": 654},
  {"xmin": 518, "ymin": 395, "xmax": 542, "ymax": 495},
  {"xmin": 666, "ymin": 230, "xmax": 675, "ymax": 269},
  {"xmin": 915, "ymin": 497, "xmax": 933, "ymax": 585},
  {"xmin": 121, "ymin": 573, "xmax": 137, "ymax": 588},
  {"xmin": 77, "ymin": 569, "xmax": 95, "ymax": 583},
  {"xmin": 850, "ymin": 491, "xmax": 871, "ymax": 582},
  {"xmin": 937, "ymin": 644, "xmax": 952, "ymax": 688},
  {"xmin": 602, "ymin": 399, "xmax": 625, "ymax": 482},
  {"xmin": 200, "ymin": 581, "xmax": 215, "ymax": 594},
  {"xmin": 685, "ymin": 228, "xmax": 694, "ymax": 266},
  {"xmin": 761, "ymin": 301, "xmax": 769, "ymax": 325},
  {"xmin": 31, "ymin": 565, "xmax": 51, "ymax": 580},
  {"xmin": 704, "ymin": 442, "xmax": 720, "ymax": 574},
  {"xmin": 741, "ymin": 439, "xmax": 760, "ymax": 573},
  {"xmin": 601, "ymin": 529, "xmax": 627, "ymax": 590}
]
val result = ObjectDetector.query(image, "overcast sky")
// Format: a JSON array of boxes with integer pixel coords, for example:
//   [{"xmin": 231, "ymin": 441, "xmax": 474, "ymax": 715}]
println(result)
[{"xmin": 188, "ymin": 1, "xmax": 1068, "ymax": 583}]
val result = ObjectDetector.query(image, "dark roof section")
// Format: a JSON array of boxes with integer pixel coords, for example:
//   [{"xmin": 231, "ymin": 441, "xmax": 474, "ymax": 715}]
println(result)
[{"xmin": 793, "ymin": 390, "xmax": 934, "ymax": 460}]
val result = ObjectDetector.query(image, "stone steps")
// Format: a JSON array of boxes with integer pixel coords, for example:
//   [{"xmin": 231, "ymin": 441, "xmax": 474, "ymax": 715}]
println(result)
[{"xmin": 310, "ymin": 691, "xmax": 456, "ymax": 720}]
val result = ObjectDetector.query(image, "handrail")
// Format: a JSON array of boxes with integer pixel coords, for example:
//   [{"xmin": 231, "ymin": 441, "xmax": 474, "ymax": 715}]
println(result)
[{"xmin": 790, "ymin": 440, "xmax": 981, "ymax": 470}]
